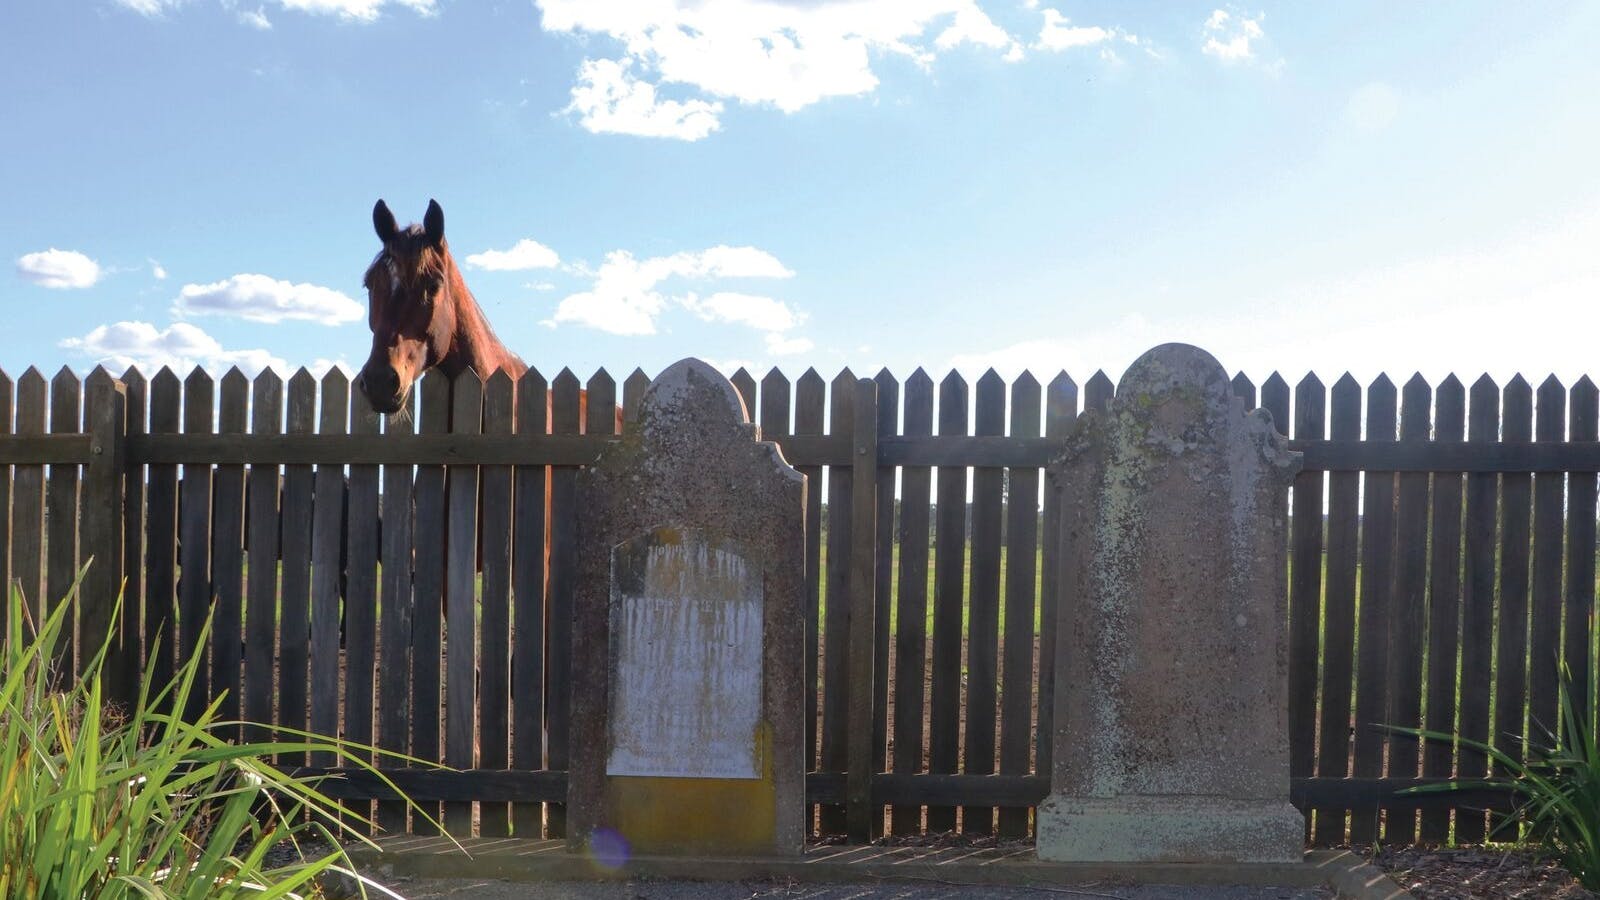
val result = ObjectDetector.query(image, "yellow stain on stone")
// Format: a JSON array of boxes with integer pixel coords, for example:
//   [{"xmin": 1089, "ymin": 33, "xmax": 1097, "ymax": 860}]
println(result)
[{"xmin": 608, "ymin": 722, "xmax": 776, "ymax": 854}]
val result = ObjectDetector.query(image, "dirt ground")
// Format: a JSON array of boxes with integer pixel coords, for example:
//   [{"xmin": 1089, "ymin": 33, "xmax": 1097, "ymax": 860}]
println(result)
[
  {"xmin": 372, "ymin": 876, "xmax": 1331, "ymax": 900},
  {"xmin": 1368, "ymin": 845, "xmax": 1593, "ymax": 899}
]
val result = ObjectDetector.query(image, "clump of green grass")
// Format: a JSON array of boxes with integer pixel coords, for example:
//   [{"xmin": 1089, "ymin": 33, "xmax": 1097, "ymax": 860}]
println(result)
[
  {"xmin": 1390, "ymin": 664, "xmax": 1600, "ymax": 890},
  {"xmin": 0, "ymin": 571, "xmax": 431, "ymax": 899}
]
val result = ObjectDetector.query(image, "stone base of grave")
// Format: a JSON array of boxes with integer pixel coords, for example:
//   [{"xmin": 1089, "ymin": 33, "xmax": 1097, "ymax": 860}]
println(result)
[{"xmin": 1035, "ymin": 794, "xmax": 1305, "ymax": 864}]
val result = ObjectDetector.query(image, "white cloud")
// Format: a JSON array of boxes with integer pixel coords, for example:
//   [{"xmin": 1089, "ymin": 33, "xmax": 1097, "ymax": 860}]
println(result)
[
  {"xmin": 149, "ymin": 259, "xmax": 168, "ymax": 280},
  {"xmin": 764, "ymin": 333, "xmax": 814, "ymax": 356},
  {"xmin": 1202, "ymin": 9, "xmax": 1278, "ymax": 69},
  {"xmin": 1035, "ymin": 9, "xmax": 1114, "ymax": 51},
  {"xmin": 465, "ymin": 238, "xmax": 561, "ymax": 271},
  {"xmin": 1344, "ymin": 82, "xmax": 1400, "ymax": 132},
  {"xmin": 275, "ymin": 0, "xmax": 434, "ymax": 22},
  {"xmin": 683, "ymin": 292, "xmax": 803, "ymax": 332},
  {"xmin": 173, "ymin": 273, "xmax": 363, "ymax": 326},
  {"xmin": 16, "ymin": 249, "xmax": 102, "ymax": 289},
  {"xmin": 540, "ymin": 0, "xmax": 1021, "ymax": 129},
  {"xmin": 546, "ymin": 245, "xmax": 794, "ymax": 335},
  {"xmin": 115, "ymin": 0, "xmax": 186, "ymax": 15},
  {"xmin": 60, "ymin": 321, "xmax": 287, "ymax": 375},
  {"xmin": 566, "ymin": 58, "xmax": 724, "ymax": 141},
  {"xmin": 238, "ymin": 7, "xmax": 272, "ymax": 28}
]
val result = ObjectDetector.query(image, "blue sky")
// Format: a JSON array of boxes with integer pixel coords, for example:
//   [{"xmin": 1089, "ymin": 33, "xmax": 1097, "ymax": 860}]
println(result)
[{"xmin": 6, "ymin": 0, "xmax": 1599, "ymax": 388}]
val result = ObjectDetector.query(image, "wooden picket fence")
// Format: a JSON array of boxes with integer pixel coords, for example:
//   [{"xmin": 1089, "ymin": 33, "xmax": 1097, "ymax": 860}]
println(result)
[{"xmin": 0, "ymin": 361, "xmax": 1596, "ymax": 847}]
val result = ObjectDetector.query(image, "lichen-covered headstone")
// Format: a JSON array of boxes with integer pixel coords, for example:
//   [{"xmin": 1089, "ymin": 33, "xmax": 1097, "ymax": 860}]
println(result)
[
  {"xmin": 569, "ymin": 359, "xmax": 806, "ymax": 858},
  {"xmin": 1036, "ymin": 343, "xmax": 1304, "ymax": 863}
]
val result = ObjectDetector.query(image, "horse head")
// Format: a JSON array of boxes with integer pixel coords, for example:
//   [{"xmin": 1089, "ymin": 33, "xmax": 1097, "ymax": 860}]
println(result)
[{"xmin": 356, "ymin": 198, "xmax": 459, "ymax": 414}]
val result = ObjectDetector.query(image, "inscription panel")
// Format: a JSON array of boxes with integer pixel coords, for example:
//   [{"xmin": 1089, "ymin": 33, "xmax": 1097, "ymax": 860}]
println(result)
[{"xmin": 607, "ymin": 529, "xmax": 763, "ymax": 779}]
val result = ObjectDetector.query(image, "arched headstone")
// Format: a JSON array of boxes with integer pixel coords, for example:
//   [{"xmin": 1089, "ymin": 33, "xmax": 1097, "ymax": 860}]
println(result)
[
  {"xmin": 569, "ymin": 359, "xmax": 806, "ymax": 857},
  {"xmin": 1037, "ymin": 343, "xmax": 1304, "ymax": 863}
]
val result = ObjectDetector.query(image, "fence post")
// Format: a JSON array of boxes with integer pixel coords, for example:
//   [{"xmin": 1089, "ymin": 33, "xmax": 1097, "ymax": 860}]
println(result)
[
  {"xmin": 846, "ymin": 376, "xmax": 879, "ymax": 841},
  {"xmin": 82, "ymin": 368, "xmax": 127, "ymax": 693}
]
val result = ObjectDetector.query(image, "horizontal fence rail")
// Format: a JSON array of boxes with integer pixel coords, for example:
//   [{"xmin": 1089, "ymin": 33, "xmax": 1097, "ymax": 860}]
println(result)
[{"xmin": 2, "ymin": 362, "xmax": 1596, "ymax": 848}]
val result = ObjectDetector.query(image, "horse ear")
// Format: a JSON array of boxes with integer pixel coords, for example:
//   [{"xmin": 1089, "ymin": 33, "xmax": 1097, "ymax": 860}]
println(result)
[
  {"xmin": 424, "ymin": 199, "xmax": 445, "ymax": 247},
  {"xmin": 373, "ymin": 200, "xmax": 398, "ymax": 244}
]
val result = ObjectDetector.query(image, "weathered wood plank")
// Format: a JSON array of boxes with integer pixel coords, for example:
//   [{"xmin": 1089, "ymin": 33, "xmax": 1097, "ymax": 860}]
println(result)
[
  {"xmin": 1494, "ymin": 377, "xmax": 1533, "ymax": 783},
  {"xmin": 279, "ymin": 370, "xmax": 317, "ymax": 766},
  {"xmin": 479, "ymin": 371, "xmax": 516, "ymax": 838},
  {"xmin": 376, "ymin": 387, "xmax": 415, "ymax": 835},
  {"xmin": 0, "ymin": 371, "xmax": 10, "ymax": 640},
  {"xmin": 310, "ymin": 371, "xmax": 349, "ymax": 767},
  {"xmin": 1035, "ymin": 372, "xmax": 1077, "ymax": 783},
  {"xmin": 81, "ymin": 369, "xmax": 127, "ymax": 692},
  {"xmin": 244, "ymin": 370, "xmax": 282, "ymax": 749},
  {"xmin": 46, "ymin": 368, "xmax": 81, "ymax": 674},
  {"xmin": 1349, "ymin": 375, "xmax": 1396, "ymax": 845},
  {"xmin": 1384, "ymin": 374, "xmax": 1431, "ymax": 845},
  {"xmin": 344, "ymin": 384, "xmax": 382, "ymax": 832},
  {"xmin": 794, "ymin": 369, "xmax": 826, "ymax": 784},
  {"xmin": 121, "ymin": 368, "xmax": 147, "ymax": 689},
  {"xmin": 1084, "ymin": 370, "xmax": 1113, "ymax": 412},
  {"xmin": 820, "ymin": 368, "xmax": 856, "ymax": 836},
  {"xmin": 1262, "ymin": 373, "xmax": 1290, "ymax": 437},
  {"xmin": 846, "ymin": 376, "xmax": 879, "ymax": 842},
  {"xmin": 210, "ymin": 369, "xmax": 247, "ymax": 734},
  {"xmin": 1456, "ymin": 375, "xmax": 1500, "ymax": 843},
  {"xmin": 998, "ymin": 372, "xmax": 1040, "ymax": 839},
  {"xmin": 871, "ymin": 368, "xmax": 897, "ymax": 835},
  {"xmin": 928, "ymin": 370, "xmax": 968, "ymax": 833},
  {"xmin": 1288, "ymin": 373, "xmax": 1325, "ymax": 840},
  {"xmin": 1232, "ymin": 373, "xmax": 1256, "ymax": 409},
  {"xmin": 890, "ymin": 369, "xmax": 932, "ymax": 836},
  {"xmin": 144, "ymin": 369, "xmax": 181, "ymax": 697},
  {"xmin": 962, "ymin": 370, "xmax": 1005, "ymax": 836},
  {"xmin": 177, "ymin": 369, "xmax": 212, "ymax": 716},
  {"xmin": 445, "ymin": 372, "xmax": 484, "ymax": 837},
  {"xmin": 1420, "ymin": 375, "xmax": 1465, "ymax": 844},
  {"xmin": 1565, "ymin": 378, "xmax": 1598, "ymax": 737},
  {"xmin": 731, "ymin": 367, "xmax": 756, "ymax": 419},
  {"xmin": 1527, "ymin": 376, "xmax": 1566, "ymax": 743},
  {"xmin": 510, "ymin": 368, "xmax": 548, "ymax": 838},
  {"xmin": 410, "ymin": 371, "xmax": 450, "ymax": 836},
  {"xmin": 1312, "ymin": 373, "xmax": 1360, "ymax": 846},
  {"xmin": 545, "ymin": 369, "xmax": 582, "ymax": 840},
  {"xmin": 622, "ymin": 368, "xmax": 650, "ymax": 429}
]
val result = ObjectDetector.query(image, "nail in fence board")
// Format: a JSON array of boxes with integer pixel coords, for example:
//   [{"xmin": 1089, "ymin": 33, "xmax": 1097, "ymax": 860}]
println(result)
[
  {"xmin": 927, "ymin": 370, "xmax": 968, "ymax": 833},
  {"xmin": 890, "ymin": 370, "xmax": 933, "ymax": 836},
  {"xmin": 999, "ymin": 372, "xmax": 1041, "ymax": 838},
  {"xmin": 1420, "ymin": 376, "xmax": 1465, "ymax": 844},
  {"xmin": 1456, "ymin": 376, "xmax": 1500, "ymax": 843},
  {"xmin": 244, "ymin": 370, "xmax": 283, "ymax": 750},
  {"xmin": 962, "ymin": 370, "xmax": 1005, "ymax": 835},
  {"xmin": 1312, "ymin": 374, "xmax": 1360, "ymax": 846},
  {"xmin": 478, "ymin": 371, "xmax": 516, "ymax": 838}
]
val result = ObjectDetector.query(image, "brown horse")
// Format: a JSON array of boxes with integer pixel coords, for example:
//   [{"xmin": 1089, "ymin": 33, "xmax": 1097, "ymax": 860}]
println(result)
[{"xmin": 356, "ymin": 199, "xmax": 526, "ymax": 413}]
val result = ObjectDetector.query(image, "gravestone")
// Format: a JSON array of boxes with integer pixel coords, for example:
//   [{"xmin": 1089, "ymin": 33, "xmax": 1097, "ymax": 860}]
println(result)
[
  {"xmin": 569, "ymin": 359, "xmax": 806, "ymax": 858},
  {"xmin": 1037, "ymin": 343, "xmax": 1305, "ymax": 863}
]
